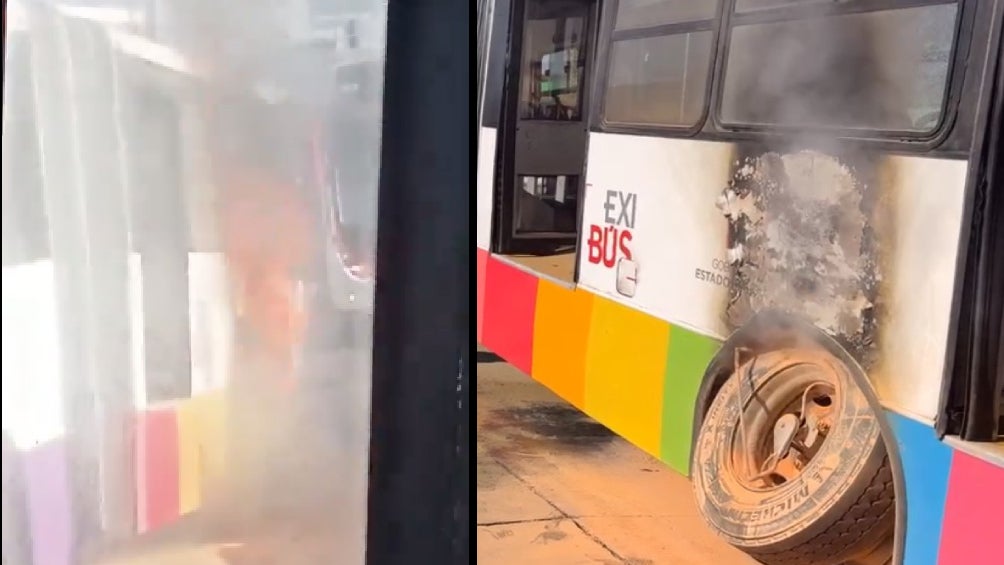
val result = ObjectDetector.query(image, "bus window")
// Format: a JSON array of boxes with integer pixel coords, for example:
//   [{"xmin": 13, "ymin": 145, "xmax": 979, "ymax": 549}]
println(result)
[
  {"xmin": 519, "ymin": 0, "xmax": 589, "ymax": 121},
  {"xmin": 720, "ymin": 2, "xmax": 959, "ymax": 133},
  {"xmin": 604, "ymin": 32, "xmax": 713, "ymax": 126},
  {"xmin": 126, "ymin": 89, "xmax": 196, "ymax": 404},
  {"xmin": 602, "ymin": 0, "xmax": 716, "ymax": 128}
]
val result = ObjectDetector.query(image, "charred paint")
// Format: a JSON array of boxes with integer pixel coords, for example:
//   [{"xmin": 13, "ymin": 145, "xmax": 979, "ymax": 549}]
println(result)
[{"xmin": 717, "ymin": 148, "xmax": 884, "ymax": 362}]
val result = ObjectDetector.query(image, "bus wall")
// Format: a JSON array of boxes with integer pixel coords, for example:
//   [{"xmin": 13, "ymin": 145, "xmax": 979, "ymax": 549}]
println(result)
[
  {"xmin": 1, "ymin": 18, "xmax": 242, "ymax": 557},
  {"xmin": 477, "ymin": 125, "xmax": 1003, "ymax": 565}
]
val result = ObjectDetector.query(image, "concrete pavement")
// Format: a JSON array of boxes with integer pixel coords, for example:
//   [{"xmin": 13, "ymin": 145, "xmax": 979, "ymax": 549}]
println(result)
[{"xmin": 476, "ymin": 349, "xmax": 758, "ymax": 565}]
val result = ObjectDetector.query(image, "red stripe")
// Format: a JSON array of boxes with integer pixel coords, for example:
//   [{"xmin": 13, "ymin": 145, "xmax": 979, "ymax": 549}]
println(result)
[
  {"xmin": 481, "ymin": 257, "xmax": 538, "ymax": 374},
  {"xmin": 477, "ymin": 249, "xmax": 488, "ymax": 342}
]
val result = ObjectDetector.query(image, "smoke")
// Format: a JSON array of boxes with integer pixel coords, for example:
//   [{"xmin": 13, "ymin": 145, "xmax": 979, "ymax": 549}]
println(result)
[
  {"xmin": 155, "ymin": 1, "xmax": 384, "ymax": 560},
  {"xmin": 723, "ymin": 18, "xmax": 898, "ymax": 129},
  {"xmin": 721, "ymin": 5, "xmax": 956, "ymax": 132}
]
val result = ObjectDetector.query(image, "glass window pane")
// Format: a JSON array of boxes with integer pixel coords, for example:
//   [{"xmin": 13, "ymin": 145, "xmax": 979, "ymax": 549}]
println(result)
[
  {"xmin": 720, "ymin": 4, "xmax": 958, "ymax": 132},
  {"xmin": 520, "ymin": 1, "xmax": 589, "ymax": 120},
  {"xmin": 604, "ymin": 31, "xmax": 713, "ymax": 126},
  {"xmin": 615, "ymin": 0, "xmax": 718, "ymax": 31},
  {"xmin": 515, "ymin": 175, "xmax": 580, "ymax": 235}
]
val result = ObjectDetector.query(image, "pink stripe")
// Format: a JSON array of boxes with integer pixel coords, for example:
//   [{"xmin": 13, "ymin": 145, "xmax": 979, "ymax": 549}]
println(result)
[
  {"xmin": 135, "ymin": 409, "xmax": 181, "ymax": 532},
  {"xmin": 938, "ymin": 451, "xmax": 1004, "ymax": 564},
  {"xmin": 477, "ymin": 249, "xmax": 488, "ymax": 343},
  {"xmin": 481, "ymin": 257, "xmax": 538, "ymax": 373}
]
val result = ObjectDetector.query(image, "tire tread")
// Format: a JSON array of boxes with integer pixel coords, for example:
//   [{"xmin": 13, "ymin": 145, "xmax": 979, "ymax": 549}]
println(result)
[{"xmin": 748, "ymin": 456, "xmax": 896, "ymax": 565}]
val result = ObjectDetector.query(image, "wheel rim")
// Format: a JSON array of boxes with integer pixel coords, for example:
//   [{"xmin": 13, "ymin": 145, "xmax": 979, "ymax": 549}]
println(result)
[{"xmin": 728, "ymin": 359, "xmax": 842, "ymax": 491}]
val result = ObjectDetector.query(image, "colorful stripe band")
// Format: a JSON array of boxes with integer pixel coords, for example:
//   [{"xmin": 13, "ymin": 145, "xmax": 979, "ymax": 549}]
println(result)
[{"xmin": 477, "ymin": 248, "xmax": 1003, "ymax": 565}]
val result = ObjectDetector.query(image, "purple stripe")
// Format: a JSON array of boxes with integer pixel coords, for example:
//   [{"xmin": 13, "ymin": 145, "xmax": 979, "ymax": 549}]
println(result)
[{"xmin": 23, "ymin": 440, "xmax": 74, "ymax": 565}]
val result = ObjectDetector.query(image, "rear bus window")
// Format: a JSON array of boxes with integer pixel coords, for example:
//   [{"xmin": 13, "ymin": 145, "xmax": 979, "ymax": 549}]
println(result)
[
  {"xmin": 719, "ymin": 2, "xmax": 960, "ymax": 134},
  {"xmin": 602, "ymin": 0, "xmax": 718, "ymax": 128}
]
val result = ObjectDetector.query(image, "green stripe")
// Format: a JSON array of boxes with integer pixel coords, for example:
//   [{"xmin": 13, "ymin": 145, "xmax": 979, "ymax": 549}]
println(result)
[{"xmin": 660, "ymin": 326, "xmax": 720, "ymax": 475}]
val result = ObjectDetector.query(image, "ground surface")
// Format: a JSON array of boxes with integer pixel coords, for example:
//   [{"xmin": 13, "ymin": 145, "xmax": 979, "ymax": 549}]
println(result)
[{"xmin": 476, "ymin": 349, "xmax": 758, "ymax": 565}]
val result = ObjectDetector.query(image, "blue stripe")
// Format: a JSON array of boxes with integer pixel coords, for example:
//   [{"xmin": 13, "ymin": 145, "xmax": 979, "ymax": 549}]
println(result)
[{"xmin": 888, "ymin": 413, "xmax": 953, "ymax": 565}]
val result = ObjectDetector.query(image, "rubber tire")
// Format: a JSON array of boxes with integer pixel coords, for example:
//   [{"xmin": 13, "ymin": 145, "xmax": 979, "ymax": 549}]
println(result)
[{"xmin": 692, "ymin": 349, "xmax": 895, "ymax": 565}]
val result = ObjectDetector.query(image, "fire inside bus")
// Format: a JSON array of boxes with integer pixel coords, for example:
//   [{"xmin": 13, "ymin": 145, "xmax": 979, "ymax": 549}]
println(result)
[
  {"xmin": 478, "ymin": 1, "xmax": 1003, "ymax": 564},
  {"xmin": 0, "ymin": 0, "xmax": 473, "ymax": 564}
]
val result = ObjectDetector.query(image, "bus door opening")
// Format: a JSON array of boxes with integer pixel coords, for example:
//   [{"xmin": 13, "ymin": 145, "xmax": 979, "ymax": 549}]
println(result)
[{"xmin": 492, "ymin": 0, "xmax": 596, "ymax": 283}]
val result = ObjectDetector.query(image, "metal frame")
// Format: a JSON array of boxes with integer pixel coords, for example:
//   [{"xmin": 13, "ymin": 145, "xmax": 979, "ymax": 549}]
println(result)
[
  {"xmin": 711, "ymin": 0, "xmax": 969, "ymax": 145},
  {"xmin": 2, "ymin": 0, "xmax": 5, "ymax": 98},
  {"xmin": 365, "ymin": 0, "xmax": 470, "ymax": 563},
  {"xmin": 479, "ymin": 0, "xmax": 497, "ymax": 135},
  {"xmin": 482, "ymin": 0, "xmax": 514, "ymax": 129},
  {"xmin": 592, "ymin": 0, "xmax": 725, "ymax": 137},
  {"xmin": 490, "ymin": 0, "xmax": 601, "ymax": 260}
]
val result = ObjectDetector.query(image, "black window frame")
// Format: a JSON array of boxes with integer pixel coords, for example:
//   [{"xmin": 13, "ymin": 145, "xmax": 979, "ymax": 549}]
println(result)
[
  {"xmin": 590, "ymin": 0, "xmax": 980, "ymax": 153},
  {"xmin": 593, "ymin": 0, "xmax": 725, "ymax": 136},
  {"xmin": 712, "ymin": 0, "xmax": 970, "ymax": 144},
  {"xmin": 481, "ymin": 0, "xmax": 514, "ymax": 129},
  {"xmin": 938, "ymin": 0, "xmax": 1004, "ymax": 443}
]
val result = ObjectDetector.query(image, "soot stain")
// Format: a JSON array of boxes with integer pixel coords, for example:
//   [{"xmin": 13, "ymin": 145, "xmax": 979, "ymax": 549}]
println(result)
[
  {"xmin": 494, "ymin": 403, "xmax": 616, "ymax": 451},
  {"xmin": 477, "ymin": 448, "xmax": 508, "ymax": 490},
  {"xmin": 476, "ymin": 350, "xmax": 504, "ymax": 364}
]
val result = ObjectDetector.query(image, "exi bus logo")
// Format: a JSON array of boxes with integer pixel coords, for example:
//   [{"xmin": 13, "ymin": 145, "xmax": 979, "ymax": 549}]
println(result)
[{"xmin": 587, "ymin": 189, "xmax": 636, "ymax": 269}]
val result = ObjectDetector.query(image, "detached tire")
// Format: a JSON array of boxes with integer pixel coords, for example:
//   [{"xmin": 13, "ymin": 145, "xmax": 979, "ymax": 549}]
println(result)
[{"xmin": 692, "ymin": 349, "xmax": 894, "ymax": 565}]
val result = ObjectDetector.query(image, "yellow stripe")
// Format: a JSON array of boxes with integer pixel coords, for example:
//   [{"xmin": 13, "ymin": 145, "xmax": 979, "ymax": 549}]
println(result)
[
  {"xmin": 175, "ymin": 400, "xmax": 202, "ymax": 514},
  {"xmin": 584, "ymin": 297, "xmax": 669, "ymax": 458}
]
